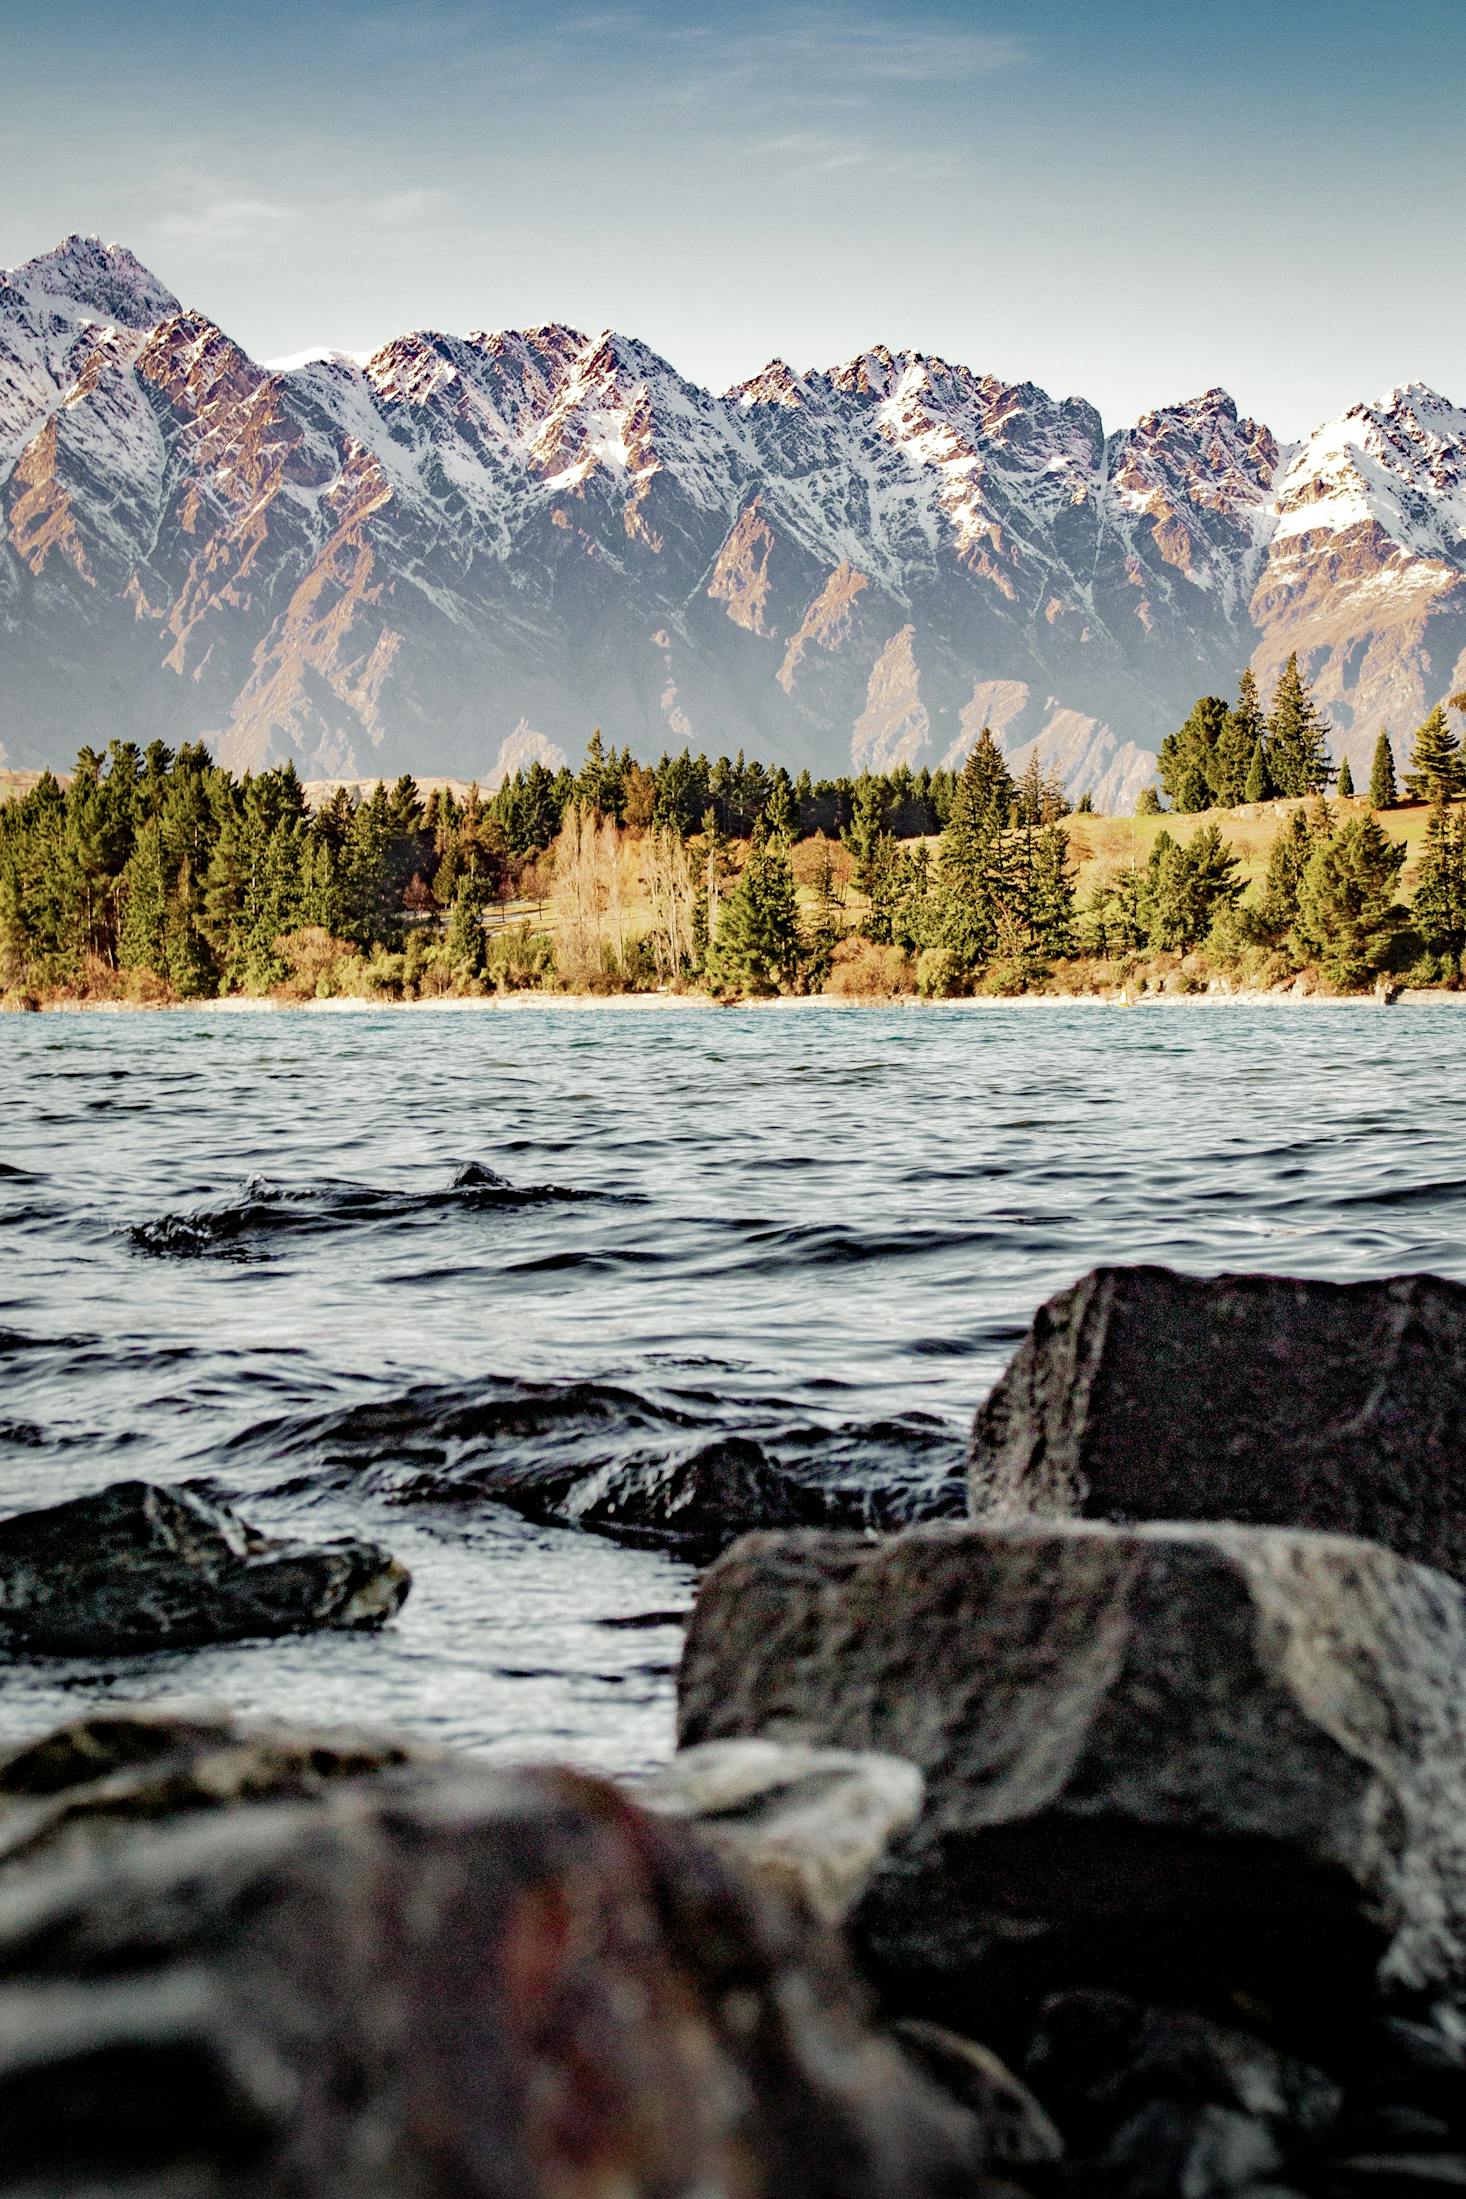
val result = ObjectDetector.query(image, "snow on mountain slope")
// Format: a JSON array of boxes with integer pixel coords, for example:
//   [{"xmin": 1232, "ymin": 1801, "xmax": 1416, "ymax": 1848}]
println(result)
[
  {"xmin": 0, "ymin": 235, "xmax": 177, "ymax": 479},
  {"xmin": 6, "ymin": 236, "xmax": 1466, "ymax": 801}
]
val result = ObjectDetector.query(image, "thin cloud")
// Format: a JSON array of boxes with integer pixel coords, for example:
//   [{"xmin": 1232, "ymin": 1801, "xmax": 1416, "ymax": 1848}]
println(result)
[{"xmin": 157, "ymin": 195, "xmax": 297, "ymax": 245}]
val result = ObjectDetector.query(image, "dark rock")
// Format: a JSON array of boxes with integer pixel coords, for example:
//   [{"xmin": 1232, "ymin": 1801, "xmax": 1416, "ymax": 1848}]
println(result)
[
  {"xmin": 968, "ymin": 1266, "xmax": 1466, "ymax": 1583},
  {"xmin": 1074, "ymin": 2100, "xmax": 1281, "ymax": 2197},
  {"xmin": 1024, "ymin": 1991, "xmax": 1340, "ymax": 2149},
  {"xmin": 0, "ymin": 1753, "xmax": 1005, "ymax": 2198},
  {"xmin": 894, "ymin": 2018, "xmax": 1064, "ymax": 2168},
  {"xmin": 1318, "ymin": 2158, "xmax": 1466, "ymax": 2192},
  {"xmin": 639, "ymin": 1737, "xmax": 924, "ymax": 1923},
  {"xmin": 0, "ymin": 1481, "xmax": 409, "ymax": 1653},
  {"xmin": 556, "ymin": 1434, "xmax": 813, "ymax": 1552},
  {"xmin": 678, "ymin": 1518, "xmax": 1466, "ymax": 2022}
]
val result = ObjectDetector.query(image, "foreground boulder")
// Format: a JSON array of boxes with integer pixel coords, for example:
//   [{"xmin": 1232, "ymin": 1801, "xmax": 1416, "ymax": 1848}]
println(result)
[
  {"xmin": 678, "ymin": 1518, "xmax": 1466, "ymax": 2024},
  {"xmin": 639, "ymin": 1737, "xmax": 925, "ymax": 1924},
  {"xmin": 0, "ymin": 1707, "xmax": 446, "ymax": 1875},
  {"xmin": 969, "ymin": 1266, "xmax": 1466, "ymax": 1580},
  {"xmin": 0, "ymin": 1481, "xmax": 409, "ymax": 1653},
  {"xmin": 0, "ymin": 1750, "xmax": 1000, "ymax": 2199}
]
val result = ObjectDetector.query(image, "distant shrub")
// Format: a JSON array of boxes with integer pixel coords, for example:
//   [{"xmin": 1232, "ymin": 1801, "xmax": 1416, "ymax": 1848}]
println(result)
[
  {"xmin": 486, "ymin": 922, "xmax": 553, "ymax": 993},
  {"xmin": 915, "ymin": 946, "xmax": 964, "ymax": 998},
  {"xmin": 823, "ymin": 938, "xmax": 914, "ymax": 997}
]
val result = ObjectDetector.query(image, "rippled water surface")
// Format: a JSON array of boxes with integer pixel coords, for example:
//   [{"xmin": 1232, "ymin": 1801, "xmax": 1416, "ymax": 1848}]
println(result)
[{"xmin": 2, "ymin": 998, "xmax": 1463, "ymax": 1772}]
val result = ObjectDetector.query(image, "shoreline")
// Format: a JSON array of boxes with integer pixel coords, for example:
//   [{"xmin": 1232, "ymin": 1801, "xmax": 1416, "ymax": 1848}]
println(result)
[{"xmin": 8, "ymin": 986, "xmax": 1464, "ymax": 1016}]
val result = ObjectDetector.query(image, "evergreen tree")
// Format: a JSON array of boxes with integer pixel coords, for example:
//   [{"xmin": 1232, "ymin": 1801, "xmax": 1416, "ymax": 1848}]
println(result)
[
  {"xmin": 1157, "ymin": 695, "xmax": 1228, "ymax": 811},
  {"xmin": 1336, "ymin": 754, "xmax": 1355, "ymax": 799},
  {"xmin": 1403, "ymin": 705, "xmax": 1465, "ymax": 803},
  {"xmin": 118, "ymin": 818, "xmax": 168, "ymax": 971},
  {"xmin": 1258, "ymin": 809, "xmax": 1319, "ymax": 939},
  {"xmin": 840, "ymin": 774, "xmax": 891, "ymax": 894},
  {"xmin": 1368, "ymin": 731, "xmax": 1399, "ymax": 809},
  {"xmin": 1411, "ymin": 797, "xmax": 1466, "ymax": 964},
  {"xmin": 1218, "ymin": 671, "xmax": 1267, "ymax": 807},
  {"xmin": 1292, "ymin": 814, "xmax": 1406, "ymax": 985},
  {"xmin": 936, "ymin": 735, "xmax": 1016, "ymax": 973},
  {"xmin": 1144, "ymin": 824, "xmax": 1244, "ymax": 952},
  {"xmin": 1136, "ymin": 786, "xmax": 1163, "ymax": 816},
  {"xmin": 1244, "ymin": 740, "xmax": 1269, "ymax": 803},
  {"xmin": 1266, "ymin": 654, "xmax": 1333, "ymax": 796},
  {"xmin": 706, "ymin": 824, "xmax": 801, "ymax": 994},
  {"xmin": 1023, "ymin": 823, "xmax": 1077, "ymax": 962},
  {"xmin": 444, "ymin": 876, "xmax": 488, "ymax": 980}
]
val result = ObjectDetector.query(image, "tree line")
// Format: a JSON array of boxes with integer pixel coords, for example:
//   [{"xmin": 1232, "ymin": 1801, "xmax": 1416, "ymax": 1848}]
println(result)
[
  {"xmin": 1156, "ymin": 655, "xmax": 1466, "ymax": 817},
  {"xmin": 5, "ymin": 706, "xmax": 1466, "ymax": 1003}
]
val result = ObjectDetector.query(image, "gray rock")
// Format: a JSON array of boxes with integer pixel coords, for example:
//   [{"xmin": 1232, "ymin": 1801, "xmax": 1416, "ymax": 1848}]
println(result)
[
  {"xmin": 638, "ymin": 1738, "xmax": 924, "ymax": 1923},
  {"xmin": 968, "ymin": 1266, "xmax": 1466, "ymax": 1583},
  {"xmin": 0, "ymin": 1707, "xmax": 445, "ymax": 1875},
  {"xmin": 0, "ymin": 1481, "xmax": 409, "ymax": 1653},
  {"xmin": 0, "ymin": 1754, "xmax": 1002, "ymax": 2199},
  {"xmin": 677, "ymin": 1517, "xmax": 1466, "ymax": 2013}
]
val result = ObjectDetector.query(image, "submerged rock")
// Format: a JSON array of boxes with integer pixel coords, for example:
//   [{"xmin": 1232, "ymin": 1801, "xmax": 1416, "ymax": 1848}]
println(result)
[
  {"xmin": 639, "ymin": 1737, "xmax": 925, "ymax": 1923},
  {"xmin": 0, "ymin": 1752, "xmax": 999, "ymax": 2199},
  {"xmin": 678, "ymin": 1517, "xmax": 1466, "ymax": 2019},
  {"xmin": 0, "ymin": 1481, "xmax": 409, "ymax": 1654},
  {"xmin": 969, "ymin": 1265, "xmax": 1466, "ymax": 1581}
]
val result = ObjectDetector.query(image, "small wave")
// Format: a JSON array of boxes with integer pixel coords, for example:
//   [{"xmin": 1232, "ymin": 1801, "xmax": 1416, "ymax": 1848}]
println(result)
[
  {"xmin": 128, "ymin": 1165, "xmax": 613, "ymax": 1259},
  {"xmin": 225, "ymin": 1371, "xmax": 968, "ymax": 1552}
]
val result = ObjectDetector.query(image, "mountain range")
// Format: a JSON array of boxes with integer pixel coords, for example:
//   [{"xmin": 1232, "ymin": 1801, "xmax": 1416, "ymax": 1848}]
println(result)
[{"xmin": 4, "ymin": 234, "xmax": 1466, "ymax": 808}]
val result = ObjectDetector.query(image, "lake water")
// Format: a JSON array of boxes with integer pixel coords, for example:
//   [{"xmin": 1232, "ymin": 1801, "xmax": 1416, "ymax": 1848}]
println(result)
[{"xmin": 2, "ymin": 998, "xmax": 1463, "ymax": 1775}]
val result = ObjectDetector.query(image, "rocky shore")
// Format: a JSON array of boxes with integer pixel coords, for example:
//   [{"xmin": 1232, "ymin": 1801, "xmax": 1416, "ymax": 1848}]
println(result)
[{"xmin": 4, "ymin": 1266, "xmax": 1466, "ymax": 2194}]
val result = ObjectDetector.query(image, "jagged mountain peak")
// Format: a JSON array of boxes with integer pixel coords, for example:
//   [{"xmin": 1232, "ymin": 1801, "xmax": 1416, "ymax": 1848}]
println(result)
[
  {"xmin": 727, "ymin": 358, "xmax": 807, "ymax": 409},
  {"xmin": 3, "ymin": 233, "xmax": 179, "ymax": 331}
]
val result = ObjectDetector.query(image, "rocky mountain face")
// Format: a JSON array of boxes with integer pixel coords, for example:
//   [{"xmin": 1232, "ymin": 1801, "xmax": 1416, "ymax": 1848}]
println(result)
[{"xmin": 4, "ymin": 235, "xmax": 1466, "ymax": 807}]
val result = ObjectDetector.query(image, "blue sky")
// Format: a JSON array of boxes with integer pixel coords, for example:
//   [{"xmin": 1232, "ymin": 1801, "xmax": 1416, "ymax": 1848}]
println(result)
[{"xmin": 1, "ymin": 0, "xmax": 1462, "ymax": 435}]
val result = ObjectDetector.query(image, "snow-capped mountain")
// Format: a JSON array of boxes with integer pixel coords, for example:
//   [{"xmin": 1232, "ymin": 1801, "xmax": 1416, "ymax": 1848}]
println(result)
[{"xmin": 4, "ymin": 235, "xmax": 1466, "ymax": 806}]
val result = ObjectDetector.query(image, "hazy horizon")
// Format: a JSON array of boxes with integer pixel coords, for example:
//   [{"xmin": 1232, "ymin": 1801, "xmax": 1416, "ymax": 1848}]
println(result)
[{"xmin": 3, "ymin": 0, "xmax": 1464, "ymax": 441}]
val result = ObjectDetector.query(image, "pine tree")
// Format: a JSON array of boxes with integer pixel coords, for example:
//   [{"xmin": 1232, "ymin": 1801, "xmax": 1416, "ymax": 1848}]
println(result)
[
  {"xmin": 1144, "ymin": 824, "xmax": 1243, "ymax": 952},
  {"xmin": 1244, "ymin": 740, "xmax": 1269, "ymax": 803},
  {"xmin": 1368, "ymin": 731, "xmax": 1398, "ymax": 810},
  {"xmin": 936, "ymin": 735, "xmax": 1017, "ymax": 973},
  {"xmin": 1293, "ymin": 814, "xmax": 1406, "ymax": 986},
  {"xmin": 1218, "ymin": 671, "xmax": 1268, "ymax": 807},
  {"xmin": 1411, "ymin": 798, "xmax": 1466, "ymax": 963},
  {"xmin": 1266, "ymin": 655, "xmax": 1333, "ymax": 796},
  {"xmin": 1136, "ymin": 786, "xmax": 1163, "ymax": 816},
  {"xmin": 1023, "ymin": 824, "xmax": 1077, "ymax": 962},
  {"xmin": 444, "ymin": 877, "xmax": 488, "ymax": 980},
  {"xmin": 1336, "ymin": 754, "xmax": 1355, "ymax": 799},
  {"xmin": 841, "ymin": 775, "xmax": 892, "ymax": 894},
  {"xmin": 1403, "ymin": 705, "xmax": 1465, "ymax": 803},
  {"xmin": 706, "ymin": 825, "xmax": 801, "ymax": 995},
  {"xmin": 1259, "ymin": 810, "xmax": 1320, "ymax": 939}
]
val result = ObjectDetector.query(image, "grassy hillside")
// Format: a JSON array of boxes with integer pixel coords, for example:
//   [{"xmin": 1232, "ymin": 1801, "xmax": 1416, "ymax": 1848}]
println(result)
[{"xmin": 1062, "ymin": 796, "xmax": 1441, "ymax": 900}]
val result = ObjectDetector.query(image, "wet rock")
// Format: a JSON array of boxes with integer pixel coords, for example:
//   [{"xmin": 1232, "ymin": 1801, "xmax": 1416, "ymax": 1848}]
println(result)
[
  {"xmin": 0, "ymin": 1755, "xmax": 1002, "ymax": 2199},
  {"xmin": 968, "ymin": 1266, "xmax": 1466, "ymax": 1583},
  {"xmin": 678, "ymin": 1517, "xmax": 1466, "ymax": 2020},
  {"xmin": 0, "ymin": 1707, "xmax": 445, "ymax": 1875},
  {"xmin": 0, "ymin": 1481, "xmax": 409, "ymax": 1653},
  {"xmin": 639, "ymin": 1737, "xmax": 924, "ymax": 1923},
  {"xmin": 894, "ymin": 2018, "xmax": 1064, "ymax": 2169}
]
